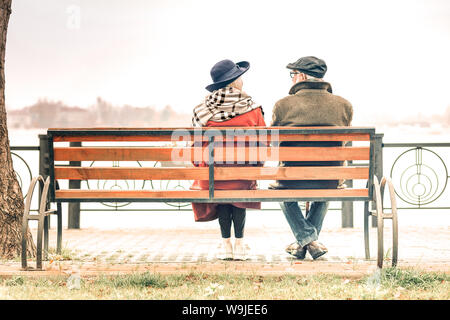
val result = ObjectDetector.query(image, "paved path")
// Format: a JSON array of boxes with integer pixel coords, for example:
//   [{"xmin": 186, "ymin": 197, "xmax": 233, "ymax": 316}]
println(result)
[
  {"xmin": 2, "ymin": 222, "xmax": 448, "ymax": 277},
  {"xmin": 38, "ymin": 225, "xmax": 450, "ymax": 264}
]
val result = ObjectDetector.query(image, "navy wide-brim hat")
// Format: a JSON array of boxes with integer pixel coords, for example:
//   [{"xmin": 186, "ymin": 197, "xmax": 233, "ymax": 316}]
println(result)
[
  {"xmin": 287, "ymin": 56, "xmax": 327, "ymax": 78},
  {"xmin": 205, "ymin": 59, "xmax": 250, "ymax": 92}
]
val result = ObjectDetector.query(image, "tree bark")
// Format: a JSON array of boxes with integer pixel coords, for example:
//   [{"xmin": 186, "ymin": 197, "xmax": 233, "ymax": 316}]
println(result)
[{"xmin": 0, "ymin": 0, "xmax": 35, "ymax": 259}]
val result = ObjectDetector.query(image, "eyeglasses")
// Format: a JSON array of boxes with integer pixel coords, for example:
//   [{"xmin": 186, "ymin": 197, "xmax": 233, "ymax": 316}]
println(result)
[{"xmin": 290, "ymin": 71, "xmax": 301, "ymax": 78}]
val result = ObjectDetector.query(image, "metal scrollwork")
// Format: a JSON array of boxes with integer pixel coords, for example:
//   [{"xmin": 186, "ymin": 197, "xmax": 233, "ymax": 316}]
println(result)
[
  {"xmin": 11, "ymin": 152, "xmax": 33, "ymax": 198},
  {"xmin": 86, "ymin": 160, "xmax": 146, "ymax": 209},
  {"xmin": 390, "ymin": 147, "xmax": 448, "ymax": 206},
  {"xmin": 149, "ymin": 161, "xmax": 192, "ymax": 209},
  {"xmin": 86, "ymin": 160, "xmax": 192, "ymax": 209}
]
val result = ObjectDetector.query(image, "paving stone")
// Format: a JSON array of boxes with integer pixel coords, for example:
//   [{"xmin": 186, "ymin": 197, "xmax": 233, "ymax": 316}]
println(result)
[{"xmin": 21, "ymin": 224, "xmax": 449, "ymax": 266}]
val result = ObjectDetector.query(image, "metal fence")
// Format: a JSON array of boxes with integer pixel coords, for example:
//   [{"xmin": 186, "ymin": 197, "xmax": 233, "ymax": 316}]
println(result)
[
  {"xmin": 383, "ymin": 142, "xmax": 450, "ymax": 210},
  {"xmin": 11, "ymin": 133, "xmax": 449, "ymax": 229}
]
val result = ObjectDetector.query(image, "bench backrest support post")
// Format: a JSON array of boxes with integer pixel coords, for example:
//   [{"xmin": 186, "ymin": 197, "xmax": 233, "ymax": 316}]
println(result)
[
  {"xmin": 372, "ymin": 133, "xmax": 384, "ymax": 227},
  {"xmin": 208, "ymin": 135, "xmax": 215, "ymax": 199},
  {"xmin": 47, "ymin": 133, "xmax": 56, "ymax": 202},
  {"xmin": 341, "ymin": 141, "xmax": 354, "ymax": 228},
  {"xmin": 38, "ymin": 134, "xmax": 49, "ymax": 209},
  {"xmin": 68, "ymin": 141, "xmax": 81, "ymax": 229}
]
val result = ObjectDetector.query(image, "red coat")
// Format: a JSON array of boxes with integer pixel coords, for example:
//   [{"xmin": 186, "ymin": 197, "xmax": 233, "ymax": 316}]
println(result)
[{"xmin": 190, "ymin": 107, "xmax": 266, "ymax": 221}]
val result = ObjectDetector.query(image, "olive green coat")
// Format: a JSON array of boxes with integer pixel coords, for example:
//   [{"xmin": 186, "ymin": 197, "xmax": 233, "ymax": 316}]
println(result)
[
  {"xmin": 271, "ymin": 80, "xmax": 353, "ymax": 128},
  {"xmin": 270, "ymin": 80, "xmax": 353, "ymax": 189}
]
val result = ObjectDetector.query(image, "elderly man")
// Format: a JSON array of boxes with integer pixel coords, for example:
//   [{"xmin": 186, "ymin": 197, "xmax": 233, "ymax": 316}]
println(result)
[{"xmin": 270, "ymin": 56, "xmax": 353, "ymax": 260}]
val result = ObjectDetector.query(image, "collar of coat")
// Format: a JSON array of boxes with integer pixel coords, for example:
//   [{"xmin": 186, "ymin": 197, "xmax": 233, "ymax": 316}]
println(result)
[{"xmin": 289, "ymin": 80, "xmax": 333, "ymax": 95}]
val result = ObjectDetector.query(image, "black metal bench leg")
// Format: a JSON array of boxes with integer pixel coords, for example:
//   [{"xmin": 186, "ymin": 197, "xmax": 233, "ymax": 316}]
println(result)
[
  {"xmin": 36, "ymin": 216, "xmax": 44, "ymax": 270},
  {"xmin": 57, "ymin": 202, "xmax": 62, "ymax": 254},
  {"xmin": 364, "ymin": 200, "xmax": 370, "ymax": 260},
  {"xmin": 44, "ymin": 215, "xmax": 49, "ymax": 260},
  {"xmin": 380, "ymin": 176, "xmax": 399, "ymax": 268},
  {"xmin": 392, "ymin": 210, "xmax": 398, "ymax": 267},
  {"xmin": 21, "ymin": 176, "xmax": 44, "ymax": 270},
  {"xmin": 21, "ymin": 216, "xmax": 28, "ymax": 270}
]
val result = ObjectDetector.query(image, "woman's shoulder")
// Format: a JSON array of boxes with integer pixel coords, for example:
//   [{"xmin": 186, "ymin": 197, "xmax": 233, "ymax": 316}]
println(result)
[{"xmin": 206, "ymin": 107, "xmax": 264, "ymax": 127}]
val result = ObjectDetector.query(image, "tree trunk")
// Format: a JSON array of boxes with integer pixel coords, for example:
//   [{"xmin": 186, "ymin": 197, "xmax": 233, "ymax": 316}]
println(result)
[{"xmin": 0, "ymin": 0, "xmax": 35, "ymax": 259}]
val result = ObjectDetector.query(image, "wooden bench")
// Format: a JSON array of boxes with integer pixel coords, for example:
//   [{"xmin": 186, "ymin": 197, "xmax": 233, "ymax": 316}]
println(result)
[{"xmin": 21, "ymin": 127, "xmax": 398, "ymax": 270}]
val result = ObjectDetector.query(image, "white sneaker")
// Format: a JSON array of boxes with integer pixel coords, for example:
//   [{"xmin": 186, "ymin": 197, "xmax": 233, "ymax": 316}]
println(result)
[
  {"xmin": 218, "ymin": 238, "xmax": 233, "ymax": 260},
  {"xmin": 233, "ymin": 238, "xmax": 248, "ymax": 261}
]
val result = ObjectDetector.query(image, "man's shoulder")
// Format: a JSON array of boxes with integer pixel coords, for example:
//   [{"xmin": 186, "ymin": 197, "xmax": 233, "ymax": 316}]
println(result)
[
  {"xmin": 274, "ymin": 94, "xmax": 296, "ymax": 109},
  {"xmin": 329, "ymin": 93, "xmax": 352, "ymax": 107}
]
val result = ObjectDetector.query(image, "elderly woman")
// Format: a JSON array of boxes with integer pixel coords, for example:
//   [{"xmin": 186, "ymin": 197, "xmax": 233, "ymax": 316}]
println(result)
[{"xmin": 191, "ymin": 59, "xmax": 266, "ymax": 260}]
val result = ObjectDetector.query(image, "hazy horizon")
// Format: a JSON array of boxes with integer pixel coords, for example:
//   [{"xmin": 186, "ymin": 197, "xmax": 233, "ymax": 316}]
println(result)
[{"xmin": 4, "ymin": 0, "xmax": 450, "ymax": 126}]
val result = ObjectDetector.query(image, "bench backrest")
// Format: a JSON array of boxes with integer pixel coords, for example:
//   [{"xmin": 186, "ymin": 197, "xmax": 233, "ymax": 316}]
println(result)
[{"xmin": 47, "ymin": 127, "xmax": 375, "ymax": 203}]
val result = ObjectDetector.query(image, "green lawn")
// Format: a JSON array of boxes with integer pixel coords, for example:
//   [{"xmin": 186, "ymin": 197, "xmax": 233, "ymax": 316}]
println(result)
[{"xmin": 0, "ymin": 267, "xmax": 448, "ymax": 300}]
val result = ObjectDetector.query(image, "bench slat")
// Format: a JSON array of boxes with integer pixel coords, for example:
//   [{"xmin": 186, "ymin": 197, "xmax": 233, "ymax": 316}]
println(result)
[
  {"xmin": 55, "ymin": 190, "xmax": 209, "ymax": 199},
  {"xmin": 49, "ymin": 126, "xmax": 374, "ymax": 134},
  {"xmin": 52, "ymin": 133, "xmax": 370, "ymax": 142},
  {"xmin": 53, "ymin": 146, "xmax": 370, "ymax": 162},
  {"xmin": 55, "ymin": 188, "xmax": 368, "ymax": 200},
  {"xmin": 214, "ymin": 189, "xmax": 369, "ymax": 198},
  {"xmin": 54, "ymin": 167, "xmax": 209, "ymax": 180},
  {"xmin": 54, "ymin": 166, "xmax": 369, "ymax": 180},
  {"xmin": 215, "ymin": 166, "xmax": 369, "ymax": 180}
]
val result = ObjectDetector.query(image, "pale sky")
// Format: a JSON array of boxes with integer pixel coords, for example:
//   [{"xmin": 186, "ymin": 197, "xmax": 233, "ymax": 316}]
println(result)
[{"xmin": 5, "ymin": 0, "xmax": 450, "ymax": 124}]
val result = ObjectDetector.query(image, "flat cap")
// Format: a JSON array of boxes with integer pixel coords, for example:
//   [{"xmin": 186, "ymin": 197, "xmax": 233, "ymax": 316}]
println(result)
[{"xmin": 286, "ymin": 56, "xmax": 327, "ymax": 78}]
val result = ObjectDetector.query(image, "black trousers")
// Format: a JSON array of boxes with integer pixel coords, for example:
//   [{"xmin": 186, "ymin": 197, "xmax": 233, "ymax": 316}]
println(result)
[{"xmin": 217, "ymin": 204, "xmax": 246, "ymax": 238}]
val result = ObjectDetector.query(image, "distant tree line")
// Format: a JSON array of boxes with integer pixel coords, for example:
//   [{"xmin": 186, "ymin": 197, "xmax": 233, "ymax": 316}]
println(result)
[
  {"xmin": 7, "ymin": 98, "xmax": 450, "ymax": 130},
  {"xmin": 395, "ymin": 105, "xmax": 450, "ymax": 128},
  {"xmin": 7, "ymin": 97, "xmax": 192, "ymax": 129}
]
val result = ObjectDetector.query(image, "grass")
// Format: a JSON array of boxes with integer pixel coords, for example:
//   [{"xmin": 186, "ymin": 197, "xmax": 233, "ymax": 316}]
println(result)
[
  {"xmin": 0, "ymin": 267, "xmax": 448, "ymax": 300},
  {"xmin": 380, "ymin": 267, "xmax": 447, "ymax": 290},
  {"xmin": 1, "ymin": 246, "xmax": 79, "ymax": 264},
  {"xmin": 47, "ymin": 246, "xmax": 79, "ymax": 261}
]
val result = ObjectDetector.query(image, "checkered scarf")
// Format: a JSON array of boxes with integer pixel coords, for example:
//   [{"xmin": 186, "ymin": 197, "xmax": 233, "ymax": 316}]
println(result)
[{"xmin": 192, "ymin": 87, "xmax": 262, "ymax": 127}]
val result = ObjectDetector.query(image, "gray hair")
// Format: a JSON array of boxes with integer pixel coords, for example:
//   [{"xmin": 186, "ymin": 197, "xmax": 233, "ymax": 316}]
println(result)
[
  {"xmin": 304, "ymin": 73, "xmax": 323, "ymax": 81},
  {"xmin": 227, "ymin": 77, "xmax": 243, "ymax": 89}
]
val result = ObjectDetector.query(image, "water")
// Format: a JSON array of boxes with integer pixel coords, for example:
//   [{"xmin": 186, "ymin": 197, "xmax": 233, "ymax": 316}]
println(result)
[{"xmin": 7, "ymin": 127, "xmax": 450, "ymax": 231}]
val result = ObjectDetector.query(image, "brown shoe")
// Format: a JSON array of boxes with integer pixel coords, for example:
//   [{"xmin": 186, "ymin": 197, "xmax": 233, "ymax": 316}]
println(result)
[
  {"xmin": 285, "ymin": 242, "xmax": 307, "ymax": 259},
  {"xmin": 306, "ymin": 241, "xmax": 328, "ymax": 260}
]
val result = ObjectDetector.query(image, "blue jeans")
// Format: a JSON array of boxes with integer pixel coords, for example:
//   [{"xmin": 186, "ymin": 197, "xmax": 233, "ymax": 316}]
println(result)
[{"xmin": 279, "ymin": 201, "xmax": 329, "ymax": 248}]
